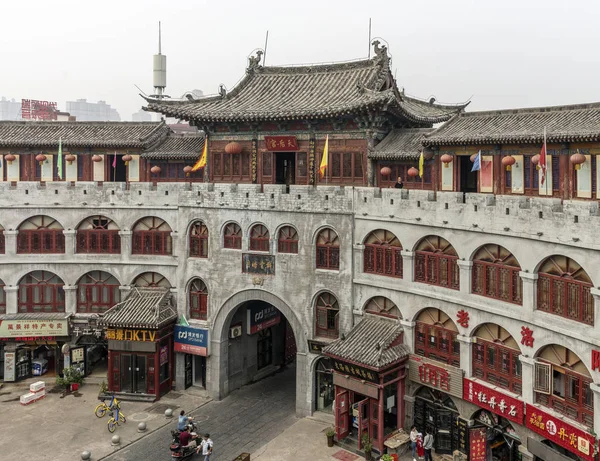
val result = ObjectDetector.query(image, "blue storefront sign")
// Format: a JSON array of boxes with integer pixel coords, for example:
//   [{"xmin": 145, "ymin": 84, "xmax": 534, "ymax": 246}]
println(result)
[
  {"xmin": 246, "ymin": 303, "xmax": 281, "ymax": 334},
  {"xmin": 174, "ymin": 325, "xmax": 209, "ymax": 356}
]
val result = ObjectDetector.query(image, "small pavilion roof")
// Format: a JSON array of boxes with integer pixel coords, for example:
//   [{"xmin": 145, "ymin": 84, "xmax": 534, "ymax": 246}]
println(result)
[
  {"xmin": 369, "ymin": 128, "xmax": 433, "ymax": 160},
  {"xmin": 100, "ymin": 287, "xmax": 176, "ymax": 330},
  {"xmin": 141, "ymin": 133, "xmax": 205, "ymax": 160}
]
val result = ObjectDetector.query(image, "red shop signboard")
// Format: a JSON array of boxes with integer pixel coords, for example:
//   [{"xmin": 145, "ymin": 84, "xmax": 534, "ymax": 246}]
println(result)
[
  {"xmin": 526, "ymin": 406, "xmax": 596, "ymax": 461},
  {"xmin": 469, "ymin": 427, "xmax": 487, "ymax": 461},
  {"xmin": 463, "ymin": 379, "xmax": 524, "ymax": 425},
  {"xmin": 264, "ymin": 136, "xmax": 299, "ymax": 152}
]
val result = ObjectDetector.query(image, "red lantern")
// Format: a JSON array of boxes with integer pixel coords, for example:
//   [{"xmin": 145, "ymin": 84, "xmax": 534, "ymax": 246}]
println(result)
[
  {"xmin": 570, "ymin": 152, "xmax": 586, "ymax": 170},
  {"xmin": 225, "ymin": 141, "xmax": 242, "ymax": 155},
  {"xmin": 151, "ymin": 165, "xmax": 161, "ymax": 174},
  {"xmin": 92, "ymin": 155, "xmax": 103, "ymax": 163},
  {"xmin": 380, "ymin": 166, "xmax": 392, "ymax": 177},
  {"xmin": 502, "ymin": 155, "xmax": 516, "ymax": 171},
  {"xmin": 35, "ymin": 153, "xmax": 47, "ymax": 166},
  {"xmin": 407, "ymin": 167, "xmax": 419, "ymax": 178},
  {"xmin": 440, "ymin": 154, "xmax": 453, "ymax": 168},
  {"xmin": 122, "ymin": 154, "xmax": 133, "ymax": 166},
  {"xmin": 183, "ymin": 166, "xmax": 193, "ymax": 177},
  {"xmin": 65, "ymin": 154, "xmax": 76, "ymax": 165},
  {"xmin": 470, "ymin": 153, "xmax": 478, "ymax": 163},
  {"xmin": 5, "ymin": 153, "xmax": 15, "ymax": 165}
]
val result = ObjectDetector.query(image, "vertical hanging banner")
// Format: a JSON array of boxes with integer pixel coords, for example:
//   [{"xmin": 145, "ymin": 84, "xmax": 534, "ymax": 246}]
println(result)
[{"xmin": 480, "ymin": 155, "xmax": 493, "ymax": 193}]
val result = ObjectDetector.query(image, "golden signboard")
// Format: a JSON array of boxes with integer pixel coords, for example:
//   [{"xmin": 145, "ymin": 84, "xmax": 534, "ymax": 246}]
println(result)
[{"xmin": 105, "ymin": 328, "xmax": 157, "ymax": 342}]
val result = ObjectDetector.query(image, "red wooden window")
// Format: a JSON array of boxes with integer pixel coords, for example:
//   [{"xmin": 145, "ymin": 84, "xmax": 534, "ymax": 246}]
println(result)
[
  {"xmin": 132, "ymin": 217, "xmax": 173, "ymax": 255},
  {"xmin": 18, "ymin": 270, "xmax": 65, "ymax": 313},
  {"xmin": 315, "ymin": 292, "xmax": 339, "ymax": 339},
  {"xmin": 378, "ymin": 161, "xmax": 433, "ymax": 189},
  {"xmin": 17, "ymin": 215, "xmax": 65, "ymax": 254},
  {"xmin": 189, "ymin": 221, "xmax": 208, "ymax": 258},
  {"xmin": 364, "ymin": 296, "xmax": 401, "ymax": 319},
  {"xmin": 133, "ymin": 272, "xmax": 171, "ymax": 288},
  {"xmin": 473, "ymin": 339, "xmax": 522, "ymax": 394},
  {"xmin": 250, "ymin": 224, "xmax": 270, "ymax": 252},
  {"xmin": 76, "ymin": 216, "xmax": 121, "ymax": 254},
  {"xmin": 77, "ymin": 271, "xmax": 121, "ymax": 313},
  {"xmin": 223, "ymin": 223, "xmax": 242, "ymax": 249},
  {"xmin": 316, "ymin": 228, "xmax": 340, "ymax": 270},
  {"xmin": 415, "ymin": 322, "xmax": 460, "ymax": 367},
  {"xmin": 414, "ymin": 235, "xmax": 459, "ymax": 290},
  {"xmin": 0, "ymin": 280, "xmax": 5, "ymax": 314},
  {"xmin": 277, "ymin": 226, "xmax": 298, "ymax": 254},
  {"xmin": 472, "ymin": 244, "xmax": 522, "ymax": 305},
  {"xmin": 151, "ymin": 161, "xmax": 203, "ymax": 182},
  {"xmin": 537, "ymin": 255, "xmax": 594, "ymax": 325},
  {"xmin": 212, "ymin": 152, "xmax": 251, "ymax": 182},
  {"xmin": 363, "ymin": 229, "xmax": 403, "ymax": 278},
  {"xmin": 0, "ymin": 228, "xmax": 4, "ymax": 254},
  {"xmin": 189, "ymin": 278, "xmax": 208, "ymax": 320},
  {"xmin": 321, "ymin": 152, "xmax": 364, "ymax": 184}
]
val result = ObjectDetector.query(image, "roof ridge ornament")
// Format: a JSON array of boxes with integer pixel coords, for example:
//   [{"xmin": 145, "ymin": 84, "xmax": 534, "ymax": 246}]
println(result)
[
  {"xmin": 371, "ymin": 40, "xmax": 389, "ymax": 67},
  {"xmin": 248, "ymin": 50, "xmax": 264, "ymax": 72}
]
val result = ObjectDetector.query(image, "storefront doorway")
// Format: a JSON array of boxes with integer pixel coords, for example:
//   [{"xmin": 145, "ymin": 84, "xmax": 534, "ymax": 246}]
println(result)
[
  {"xmin": 119, "ymin": 354, "xmax": 147, "ymax": 393},
  {"xmin": 314, "ymin": 357, "xmax": 334, "ymax": 413},
  {"xmin": 413, "ymin": 387, "xmax": 459, "ymax": 455},
  {"xmin": 459, "ymin": 155, "xmax": 478, "ymax": 192},
  {"xmin": 275, "ymin": 153, "xmax": 295, "ymax": 185},
  {"xmin": 471, "ymin": 409, "xmax": 520, "ymax": 461}
]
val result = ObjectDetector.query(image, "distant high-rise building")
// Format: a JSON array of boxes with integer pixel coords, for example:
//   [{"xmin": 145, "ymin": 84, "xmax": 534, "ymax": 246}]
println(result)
[
  {"xmin": 66, "ymin": 99, "xmax": 121, "ymax": 121},
  {"xmin": 0, "ymin": 97, "xmax": 22, "ymax": 120},
  {"xmin": 132, "ymin": 109, "xmax": 154, "ymax": 122}
]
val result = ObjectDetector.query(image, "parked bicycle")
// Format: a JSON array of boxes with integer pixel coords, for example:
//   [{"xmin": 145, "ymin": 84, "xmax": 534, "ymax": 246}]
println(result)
[
  {"xmin": 107, "ymin": 408, "xmax": 127, "ymax": 433},
  {"xmin": 95, "ymin": 394, "xmax": 121, "ymax": 418}
]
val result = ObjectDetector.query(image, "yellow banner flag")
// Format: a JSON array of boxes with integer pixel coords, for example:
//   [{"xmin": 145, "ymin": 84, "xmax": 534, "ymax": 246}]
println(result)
[
  {"xmin": 191, "ymin": 137, "xmax": 208, "ymax": 172},
  {"xmin": 319, "ymin": 135, "xmax": 329, "ymax": 178},
  {"xmin": 419, "ymin": 151, "xmax": 424, "ymax": 178}
]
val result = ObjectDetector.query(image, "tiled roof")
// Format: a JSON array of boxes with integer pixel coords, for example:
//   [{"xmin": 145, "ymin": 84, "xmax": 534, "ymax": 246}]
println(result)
[
  {"xmin": 141, "ymin": 134, "xmax": 205, "ymax": 160},
  {"xmin": 424, "ymin": 101, "xmax": 600, "ymax": 146},
  {"xmin": 100, "ymin": 287, "xmax": 176, "ymax": 329},
  {"xmin": 144, "ymin": 47, "xmax": 466, "ymax": 126},
  {"xmin": 369, "ymin": 128, "xmax": 433, "ymax": 160},
  {"xmin": 323, "ymin": 315, "xmax": 409, "ymax": 369},
  {"xmin": 0, "ymin": 121, "xmax": 170, "ymax": 148},
  {"xmin": 0, "ymin": 313, "xmax": 71, "ymax": 321}
]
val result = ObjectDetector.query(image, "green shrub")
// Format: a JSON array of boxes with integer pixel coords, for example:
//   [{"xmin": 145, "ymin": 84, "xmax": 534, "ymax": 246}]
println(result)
[{"xmin": 56, "ymin": 366, "xmax": 85, "ymax": 388}]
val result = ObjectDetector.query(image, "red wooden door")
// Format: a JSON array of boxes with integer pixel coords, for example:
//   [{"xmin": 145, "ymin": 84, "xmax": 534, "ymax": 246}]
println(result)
[
  {"xmin": 284, "ymin": 319, "xmax": 296, "ymax": 364},
  {"xmin": 357, "ymin": 398, "xmax": 370, "ymax": 450},
  {"xmin": 335, "ymin": 388, "xmax": 349, "ymax": 440}
]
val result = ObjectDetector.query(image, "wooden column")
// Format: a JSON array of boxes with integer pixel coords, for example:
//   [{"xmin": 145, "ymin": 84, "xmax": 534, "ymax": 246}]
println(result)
[{"xmin": 308, "ymin": 136, "xmax": 316, "ymax": 186}]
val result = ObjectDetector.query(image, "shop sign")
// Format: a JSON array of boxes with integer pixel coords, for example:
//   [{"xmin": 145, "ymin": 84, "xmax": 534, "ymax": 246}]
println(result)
[
  {"xmin": 408, "ymin": 354, "xmax": 463, "ymax": 398},
  {"xmin": 7, "ymin": 336, "xmax": 55, "ymax": 342},
  {"xmin": 105, "ymin": 328, "xmax": 156, "ymax": 342},
  {"xmin": 242, "ymin": 253, "xmax": 275, "ymax": 275},
  {"xmin": 264, "ymin": 135, "xmax": 299, "ymax": 152},
  {"xmin": 463, "ymin": 378, "xmax": 524, "ymax": 424},
  {"xmin": 592, "ymin": 349, "xmax": 600, "ymax": 372},
  {"xmin": 159, "ymin": 346, "xmax": 168, "ymax": 366},
  {"xmin": 330, "ymin": 358, "xmax": 379, "ymax": 384},
  {"xmin": 308, "ymin": 340, "xmax": 327, "ymax": 354},
  {"xmin": 0, "ymin": 319, "xmax": 68, "ymax": 339},
  {"xmin": 525, "ymin": 405, "xmax": 596, "ymax": 461},
  {"xmin": 469, "ymin": 427, "xmax": 487, "ymax": 461},
  {"xmin": 72, "ymin": 326, "xmax": 104, "ymax": 338},
  {"xmin": 174, "ymin": 325, "xmax": 208, "ymax": 357},
  {"xmin": 4, "ymin": 352, "xmax": 15, "ymax": 381},
  {"xmin": 456, "ymin": 417, "xmax": 469, "ymax": 456},
  {"xmin": 247, "ymin": 304, "xmax": 281, "ymax": 335}
]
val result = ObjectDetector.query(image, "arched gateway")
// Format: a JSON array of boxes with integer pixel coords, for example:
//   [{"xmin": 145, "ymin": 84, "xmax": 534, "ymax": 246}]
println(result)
[{"xmin": 208, "ymin": 289, "xmax": 310, "ymax": 417}]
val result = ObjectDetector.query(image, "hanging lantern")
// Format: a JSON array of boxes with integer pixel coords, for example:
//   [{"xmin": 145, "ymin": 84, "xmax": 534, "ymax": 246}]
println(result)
[
  {"xmin": 570, "ymin": 152, "xmax": 586, "ymax": 170},
  {"xmin": 531, "ymin": 154, "xmax": 540, "ymax": 170},
  {"xmin": 423, "ymin": 147, "xmax": 434, "ymax": 161},
  {"xmin": 35, "ymin": 153, "xmax": 47, "ymax": 166},
  {"xmin": 502, "ymin": 155, "xmax": 516, "ymax": 171},
  {"xmin": 224, "ymin": 141, "xmax": 242, "ymax": 155},
  {"xmin": 5, "ymin": 153, "xmax": 16, "ymax": 165},
  {"xmin": 470, "ymin": 153, "xmax": 478, "ymax": 163},
  {"xmin": 380, "ymin": 166, "xmax": 392, "ymax": 177},
  {"xmin": 122, "ymin": 154, "xmax": 133, "ymax": 166},
  {"xmin": 92, "ymin": 155, "xmax": 103, "ymax": 163},
  {"xmin": 65, "ymin": 154, "xmax": 76, "ymax": 165},
  {"xmin": 407, "ymin": 167, "xmax": 419, "ymax": 178},
  {"xmin": 440, "ymin": 154, "xmax": 453, "ymax": 168},
  {"xmin": 151, "ymin": 165, "xmax": 161, "ymax": 175}
]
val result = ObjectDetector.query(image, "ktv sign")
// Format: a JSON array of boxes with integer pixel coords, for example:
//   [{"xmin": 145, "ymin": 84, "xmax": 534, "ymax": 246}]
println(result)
[{"xmin": 247, "ymin": 303, "xmax": 281, "ymax": 335}]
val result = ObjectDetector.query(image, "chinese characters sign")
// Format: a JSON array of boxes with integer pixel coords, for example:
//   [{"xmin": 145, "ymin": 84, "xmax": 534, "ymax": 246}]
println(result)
[
  {"xmin": 247, "ymin": 303, "xmax": 281, "ymax": 335},
  {"xmin": 105, "ymin": 328, "xmax": 156, "ymax": 342},
  {"xmin": 0, "ymin": 319, "xmax": 68, "ymax": 339},
  {"xmin": 408, "ymin": 354, "xmax": 463, "ymax": 398},
  {"xmin": 469, "ymin": 427, "xmax": 487, "ymax": 461},
  {"xmin": 174, "ymin": 325, "xmax": 208, "ymax": 356},
  {"xmin": 264, "ymin": 136, "xmax": 299, "ymax": 152},
  {"xmin": 592, "ymin": 349, "xmax": 600, "ymax": 372},
  {"xmin": 456, "ymin": 418, "xmax": 469, "ymax": 456},
  {"xmin": 21, "ymin": 99, "xmax": 58, "ymax": 120},
  {"xmin": 242, "ymin": 253, "xmax": 275, "ymax": 275},
  {"xmin": 463, "ymin": 379, "xmax": 524, "ymax": 424},
  {"xmin": 330, "ymin": 358, "xmax": 379, "ymax": 384},
  {"xmin": 526, "ymin": 406, "xmax": 596, "ymax": 461}
]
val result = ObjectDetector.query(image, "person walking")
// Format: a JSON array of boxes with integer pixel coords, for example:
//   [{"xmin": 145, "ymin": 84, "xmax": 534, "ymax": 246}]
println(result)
[
  {"xmin": 196, "ymin": 433, "xmax": 213, "ymax": 461},
  {"xmin": 416, "ymin": 433, "xmax": 425, "ymax": 460},
  {"xmin": 423, "ymin": 430, "xmax": 434, "ymax": 461},
  {"xmin": 410, "ymin": 426, "xmax": 419, "ymax": 461}
]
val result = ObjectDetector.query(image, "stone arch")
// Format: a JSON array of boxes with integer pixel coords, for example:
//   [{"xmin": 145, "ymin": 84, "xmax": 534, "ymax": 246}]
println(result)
[
  {"xmin": 130, "ymin": 271, "xmax": 172, "ymax": 288},
  {"xmin": 311, "ymin": 224, "xmax": 341, "ymax": 245},
  {"xmin": 468, "ymin": 242, "xmax": 521, "ymax": 265},
  {"xmin": 362, "ymin": 295, "xmax": 402, "ymax": 319},
  {"xmin": 75, "ymin": 214, "xmax": 120, "ymax": 230},
  {"xmin": 17, "ymin": 214, "xmax": 64, "ymax": 230}
]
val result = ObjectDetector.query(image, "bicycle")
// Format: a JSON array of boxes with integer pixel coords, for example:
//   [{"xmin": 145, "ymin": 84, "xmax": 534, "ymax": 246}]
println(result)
[
  {"xmin": 107, "ymin": 408, "xmax": 127, "ymax": 433},
  {"xmin": 95, "ymin": 394, "xmax": 121, "ymax": 418}
]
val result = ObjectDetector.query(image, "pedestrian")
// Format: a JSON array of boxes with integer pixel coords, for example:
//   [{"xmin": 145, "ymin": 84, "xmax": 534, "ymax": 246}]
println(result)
[
  {"xmin": 410, "ymin": 425, "xmax": 418, "ymax": 461},
  {"xmin": 394, "ymin": 176, "xmax": 404, "ymax": 189},
  {"xmin": 196, "ymin": 433, "xmax": 213, "ymax": 461},
  {"xmin": 416, "ymin": 433, "xmax": 425, "ymax": 460},
  {"xmin": 178, "ymin": 410, "xmax": 192, "ymax": 432},
  {"xmin": 423, "ymin": 429, "xmax": 434, "ymax": 461}
]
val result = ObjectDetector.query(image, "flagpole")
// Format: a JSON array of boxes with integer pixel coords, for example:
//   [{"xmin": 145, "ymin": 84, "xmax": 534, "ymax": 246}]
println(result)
[{"xmin": 544, "ymin": 127, "xmax": 548, "ymax": 196}]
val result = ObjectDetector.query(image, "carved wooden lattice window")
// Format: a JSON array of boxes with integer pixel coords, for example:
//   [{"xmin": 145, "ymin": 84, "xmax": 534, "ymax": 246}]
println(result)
[
  {"xmin": 77, "ymin": 271, "xmax": 120, "ymax": 313},
  {"xmin": 262, "ymin": 152, "xmax": 272, "ymax": 177},
  {"xmin": 249, "ymin": 224, "xmax": 270, "ymax": 252},
  {"xmin": 316, "ymin": 228, "xmax": 340, "ymax": 270},
  {"xmin": 315, "ymin": 292, "xmax": 339, "ymax": 339},
  {"xmin": 414, "ymin": 308, "xmax": 460, "ymax": 367},
  {"xmin": 189, "ymin": 278, "xmax": 208, "ymax": 320},
  {"xmin": 364, "ymin": 296, "xmax": 401, "ymax": 319},
  {"xmin": 189, "ymin": 221, "xmax": 209, "ymax": 258},
  {"xmin": 17, "ymin": 215, "xmax": 65, "ymax": 254},
  {"xmin": 363, "ymin": 229, "xmax": 403, "ymax": 278},
  {"xmin": 472, "ymin": 323, "xmax": 522, "ymax": 394},
  {"xmin": 414, "ymin": 236, "xmax": 459, "ymax": 290},
  {"xmin": 537, "ymin": 255, "xmax": 594, "ymax": 325},
  {"xmin": 76, "ymin": 215, "xmax": 121, "ymax": 254},
  {"xmin": 132, "ymin": 216, "xmax": 172, "ymax": 255},
  {"xmin": 472, "ymin": 244, "xmax": 522, "ymax": 304},
  {"xmin": 133, "ymin": 272, "xmax": 171, "ymax": 288},
  {"xmin": 0, "ymin": 279, "xmax": 5, "ymax": 315},
  {"xmin": 223, "ymin": 222, "xmax": 242, "ymax": 249},
  {"xmin": 278, "ymin": 226, "xmax": 298, "ymax": 254},
  {"xmin": 328, "ymin": 152, "xmax": 363, "ymax": 181},
  {"xmin": 18, "ymin": 270, "xmax": 65, "ymax": 313}
]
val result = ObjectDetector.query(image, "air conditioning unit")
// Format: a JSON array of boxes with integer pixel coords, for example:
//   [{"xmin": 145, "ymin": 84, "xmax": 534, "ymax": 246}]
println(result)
[{"xmin": 229, "ymin": 325, "xmax": 242, "ymax": 339}]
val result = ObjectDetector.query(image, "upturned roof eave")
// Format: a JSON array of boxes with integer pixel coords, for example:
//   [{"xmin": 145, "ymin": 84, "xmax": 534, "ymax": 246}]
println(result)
[{"xmin": 423, "ymin": 133, "xmax": 600, "ymax": 147}]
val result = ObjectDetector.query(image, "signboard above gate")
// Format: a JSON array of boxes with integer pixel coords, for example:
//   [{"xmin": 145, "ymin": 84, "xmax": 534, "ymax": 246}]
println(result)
[
  {"xmin": 0, "ymin": 319, "xmax": 68, "ymax": 339},
  {"xmin": 408, "ymin": 354, "xmax": 463, "ymax": 398},
  {"xmin": 264, "ymin": 136, "xmax": 299, "ymax": 152},
  {"xmin": 174, "ymin": 325, "xmax": 209, "ymax": 356},
  {"xmin": 247, "ymin": 303, "xmax": 281, "ymax": 335}
]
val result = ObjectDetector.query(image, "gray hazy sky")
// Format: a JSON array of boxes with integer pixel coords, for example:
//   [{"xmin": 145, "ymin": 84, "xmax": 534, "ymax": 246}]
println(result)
[{"xmin": 3, "ymin": 0, "xmax": 599, "ymax": 120}]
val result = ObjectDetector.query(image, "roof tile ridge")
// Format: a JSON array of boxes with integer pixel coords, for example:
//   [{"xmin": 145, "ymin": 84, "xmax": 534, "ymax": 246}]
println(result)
[
  {"xmin": 260, "ymin": 58, "xmax": 375, "ymax": 74},
  {"xmin": 460, "ymin": 100, "xmax": 600, "ymax": 117},
  {"xmin": 423, "ymin": 112, "xmax": 463, "ymax": 140},
  {"xmin": 402, "ymin": 94, "xmax": 470, "ymax": 110}
]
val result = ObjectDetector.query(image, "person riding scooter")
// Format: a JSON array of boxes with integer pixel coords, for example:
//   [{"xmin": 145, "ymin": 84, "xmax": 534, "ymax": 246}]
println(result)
[
  {"xmin": 178, "ymin": 426, "xmax": 198, "ymax": 449},
  {"xmin": 178, "ymin": 410, "xmax": 194, "ymax": 432}
]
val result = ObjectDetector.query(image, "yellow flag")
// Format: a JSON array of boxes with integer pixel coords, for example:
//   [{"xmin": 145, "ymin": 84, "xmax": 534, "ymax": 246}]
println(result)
[
  {"xmin": 319, "ymin": 135, "xmax": 329, "ymax": 178},
  {"xmin": 418, "ymin": 151, "xmax": 424, "ymax": 178},
  {"xmin": 191, "ymin": 136, "xmax": 207, "ymax": 172}
]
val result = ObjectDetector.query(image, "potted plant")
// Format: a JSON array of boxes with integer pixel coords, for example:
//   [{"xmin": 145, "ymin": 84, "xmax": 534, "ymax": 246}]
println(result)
[
  {"xmin": 56, "ymin": 365, "xmax": 84, "ymax": 392},
  {"xmin": 325, "ymin": 428, "xmax": 335, "ymax": 447},
  {"xmin": 361, "ymin": 433, "xmax": 373, "ymax": 461},
  {"xmin": 381, "ymin": 455, "xmax": 394, "ymax": 461}
]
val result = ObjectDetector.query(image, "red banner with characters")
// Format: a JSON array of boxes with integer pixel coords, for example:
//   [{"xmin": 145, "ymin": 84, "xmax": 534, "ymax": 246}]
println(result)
[
  {"xmin": 463, "ymin": 379, "xmax": 524, "ymax": 424},
  {"xmin": 264, "ymin": 136, "xmax": 299, "ymax": 151},
  {"xmin": 469, "ymin": 427, "xmax": 487, "ymax": 461},
  {"xmin": 526, "ymin": 406, "xmax": 596, "ymax": 461}
]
